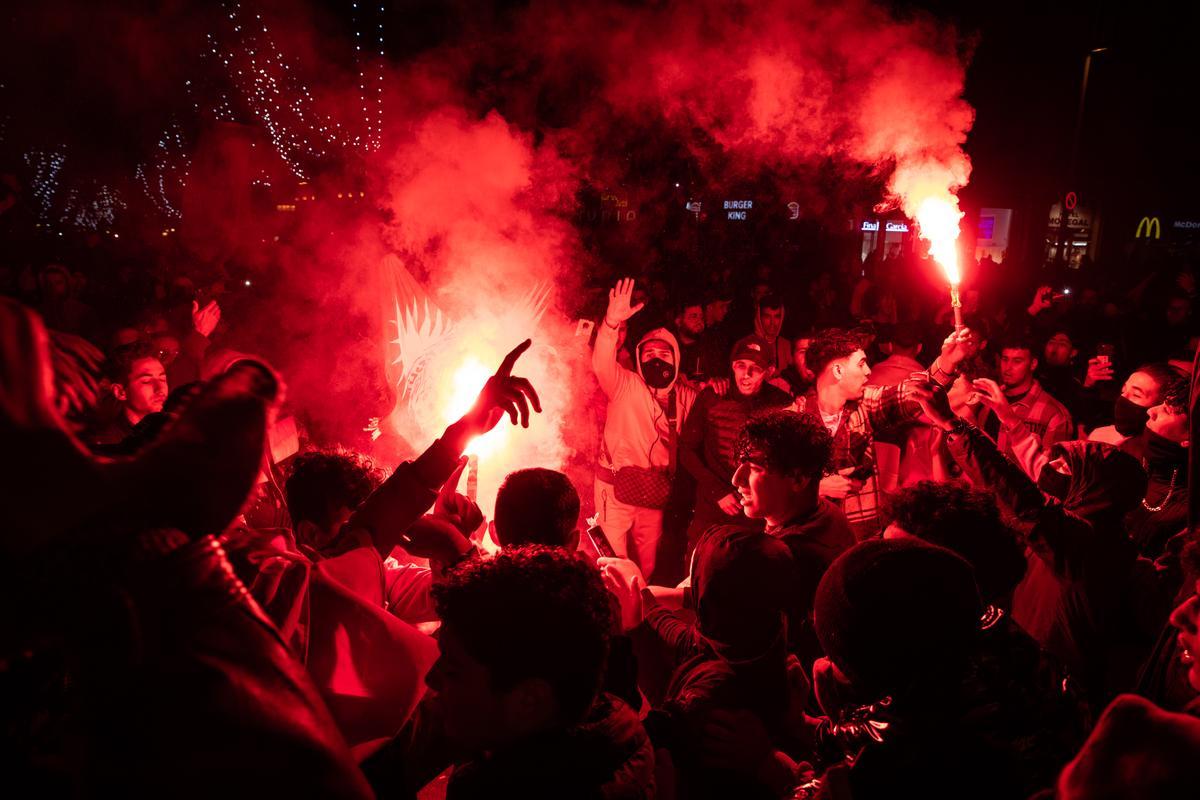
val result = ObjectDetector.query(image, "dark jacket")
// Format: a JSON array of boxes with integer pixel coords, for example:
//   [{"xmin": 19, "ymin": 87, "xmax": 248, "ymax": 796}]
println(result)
[
  {"xmin": 767, "ymin": 499, "xmax": 855, "ymax": 665},
  {"xmin": 945, "ymin": 428, "xmax": 1168, "ymax": 707},
  {"xmin": 680, "ymin": 384, "xmax": 793, "ymax": 539},
  {"xmin": 364, "ymin": 692, "xmax": 655, "ymax": 800}
]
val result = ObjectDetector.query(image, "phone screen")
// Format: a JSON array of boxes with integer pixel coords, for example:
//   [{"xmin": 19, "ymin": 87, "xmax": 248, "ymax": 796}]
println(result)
[{"xmin": 585, "ymin": 525, "xmax": 617, "ymax": 559}]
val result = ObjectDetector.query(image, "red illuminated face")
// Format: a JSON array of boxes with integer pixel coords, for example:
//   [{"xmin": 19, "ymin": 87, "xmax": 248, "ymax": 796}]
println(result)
[
  {"xmin": 833, "ymin": 350, "xmax": 871, "ymax": 399},
  {"xmin": 706, "ymin": 299, "xmax": 731, "ymax": 326},
  {"xmin": 793, "ymin": 338, "xmax": 814, "ymax": 380},
  {"xmin": 732, "ymin": 455, "xmax": 803, "ymax": 521},
  {"xmin": 1043, "ymin": 334, "xmax": 1075, "ymax": 368},
  {"xmin": 1147, "ymin": 402, "xmax": 1189, "ymax": 444},
  {"xmin": 998, "ymin": 348, "xmax": 1035, "ymax": 391},
  {"xmin": 114, "ymin": 357, "xmax": 168, "ymax": 420},
  {"xmin": 759, "ymin": 306, "xmax": 784, "ymax": 339},
  {"xmin": 732, "ymin": 359, "xmax": 766, "ymax": 396},
  {"xmin": 640, "ymin": 341, "xmax": 674, "ymax": 365},
  {"xmin": 679, "ymin": 306, "xmax": 705, "ymax": 336},
  {"xmin": 1121, "ymin": 371, "xmax": 1163, "ymax": 408},
  {"xmin": 1169, "ymin": 577, "xmax": 1200, "ymax": 693}
]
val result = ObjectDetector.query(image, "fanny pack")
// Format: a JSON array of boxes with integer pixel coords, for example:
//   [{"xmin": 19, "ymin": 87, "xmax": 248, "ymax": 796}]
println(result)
[{"xmin": 603, "ymin": 390, "xmax": 678, "ymax": 510}]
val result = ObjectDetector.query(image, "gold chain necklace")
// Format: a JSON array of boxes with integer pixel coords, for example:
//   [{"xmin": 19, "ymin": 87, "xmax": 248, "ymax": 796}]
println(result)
[{"xmin": 1141, "ymin": 468, "xmax": 1178, "ymax": 513}]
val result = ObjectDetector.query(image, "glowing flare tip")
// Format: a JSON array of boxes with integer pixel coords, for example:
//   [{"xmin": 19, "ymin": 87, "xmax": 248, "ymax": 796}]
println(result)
[{"xmin": 915, "ymin": 196, "xmax": 963, "ymax": 286}]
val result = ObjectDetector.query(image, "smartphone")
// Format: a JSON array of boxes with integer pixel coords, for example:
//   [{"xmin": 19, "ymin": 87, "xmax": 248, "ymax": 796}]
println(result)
[
  {"xmin": 575, "ymin": 318, "xmax": 596, "ymax": 338},
  {"xmin": 585, "ymin": 524, "xmax": 617, "ymax": 559},
  {"xmin": 1096, "ymin": 343, "xmax": 1115, "ymax": 367}
]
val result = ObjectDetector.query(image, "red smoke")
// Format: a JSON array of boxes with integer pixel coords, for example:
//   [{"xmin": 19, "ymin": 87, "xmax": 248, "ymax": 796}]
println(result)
[
  {"xmin": 181, "ymin": 0, "xmax": 975, "ymax": 499},
  {"xmin": 10, "ymin": 0, "xmax": 977, "ymax": 500}
]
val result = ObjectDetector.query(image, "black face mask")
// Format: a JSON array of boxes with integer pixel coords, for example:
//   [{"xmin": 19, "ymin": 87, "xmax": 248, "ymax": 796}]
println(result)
[
  {"xmin": 1145, "ymin": 430, "xmax": 1187, "ymax": 466},
  {"xmin": 1113, "ymin": 396, "xmax": 1150, "ymax": 437},
  {"xmin": 641, "ymin": 357, "xmax": 676, "ymax": 390},
  {"xmin": 1037, "ymin": 466, "xmax": 1073, "ymax": 501}
]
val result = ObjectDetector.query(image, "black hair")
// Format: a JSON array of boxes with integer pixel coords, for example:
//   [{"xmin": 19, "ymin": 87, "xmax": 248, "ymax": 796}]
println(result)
[
  {"xmin": 1161, "ymin": 372, "xmax": 1191, "ymax": 416},
  {"xmin": 494, "ymin": 468, "xmax": 581, "ymax": 548},
  {"xmin": 759, "ymin": 293, "xmax": 785, "ymax": 312},
  {"xmin": 807, "ymin": 328, "xmax": 866, "ymax": 376},
  {"xmin": 995, "ymin": 329, "xmax": 1037, "ymax": 358},
  {"xmin": 884, "ymin": 481, "xmax": 1028, "ymax": 605},
  {"xmin": 285, "ymin": 448, "xmax": 385, "ymax": 532},
  {"xmin": 106, "ymin": 340, "xmax": 162, "ymax": 385},
  {"xmin": 887, "ymin": 322, "xmax": 924, "ymax": 350},
  {"xmin": 433, "ymin": 546, "xmax": 613, "ymax": 725},
  {"xmin": 735, "ymin": 410, "xmax": 831, "ymax": 481},
  {"xmin": 1134, "ymin": 363, "xmax": 1182, "ymax": 401}
]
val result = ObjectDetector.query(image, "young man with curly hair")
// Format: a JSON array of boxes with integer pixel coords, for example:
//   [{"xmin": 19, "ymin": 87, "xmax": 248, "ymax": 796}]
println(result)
[
  {"xmin": 363, "ymin": 546, "xmax": 655, "ymax": 799},
  {"xmin": 796, "ymin": 325, "xmax": 975, "ymax": 538}
]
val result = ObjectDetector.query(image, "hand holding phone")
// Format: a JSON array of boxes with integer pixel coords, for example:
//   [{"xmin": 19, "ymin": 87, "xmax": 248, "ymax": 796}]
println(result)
[{"xmin": 585, "ymin": 524, "xmax": 617, "ymax": 559}]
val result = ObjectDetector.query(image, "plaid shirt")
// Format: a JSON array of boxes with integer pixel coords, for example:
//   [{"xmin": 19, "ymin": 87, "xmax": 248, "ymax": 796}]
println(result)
[
  {"xmin": 796, "ymin": 380, "xmax": 925, "ymax": 534},
  {"xmin": 975, "ymin": 379, "xmax": 1072, "ymax": 460}
]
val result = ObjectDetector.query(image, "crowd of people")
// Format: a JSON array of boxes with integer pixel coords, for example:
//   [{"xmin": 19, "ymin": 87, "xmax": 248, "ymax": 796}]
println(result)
[{"xmin": 5, "ymin": 233, "xmax": 1200, "ymax": 798}]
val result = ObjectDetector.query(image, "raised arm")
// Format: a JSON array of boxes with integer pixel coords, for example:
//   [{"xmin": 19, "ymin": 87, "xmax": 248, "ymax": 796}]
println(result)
[
  {"xmin": 592, "ymin": 278, "xmax": 643, "ymax": 397},
  {"xmin": 863, "ymin": 327, "xmax": 979, "ymax": 433},
  {"xmin": 347, "ymin": 340, "xmax": 541, "ymax": 557},
  {"xmin": 915, "ymin": 383, "xmax": 1096, "ymax": 580}
]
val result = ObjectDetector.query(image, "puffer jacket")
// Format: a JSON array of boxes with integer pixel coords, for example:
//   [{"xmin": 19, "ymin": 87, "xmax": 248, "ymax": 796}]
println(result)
[{"xmin": 680, "ymin": 383, "xmax": 793, "ymax": 514}]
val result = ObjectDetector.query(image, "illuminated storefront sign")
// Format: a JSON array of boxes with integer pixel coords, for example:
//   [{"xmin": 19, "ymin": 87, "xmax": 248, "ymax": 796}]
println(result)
[
  {"xmin": 724, "ymin": 199, "xmax": 753, "ymax": 220},
  {"xmin": 861, "ymin": 220, "xmax": 908, "ymax": 232},
  {"xmin": 1135, "ymin": 216, "xmax": 1161, "ymax": 239}
]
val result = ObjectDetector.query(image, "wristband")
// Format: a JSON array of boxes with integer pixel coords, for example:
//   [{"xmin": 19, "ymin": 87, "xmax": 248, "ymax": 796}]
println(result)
[{"xmin": 604, "ymin": 317, "xmax": 620, "ymax": 331}]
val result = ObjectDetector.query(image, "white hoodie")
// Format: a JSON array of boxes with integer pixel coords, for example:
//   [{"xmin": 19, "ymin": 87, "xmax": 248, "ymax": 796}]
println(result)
[{"xmin": 593, "ymin": 324, "xmax": 697, "ymax": 471}]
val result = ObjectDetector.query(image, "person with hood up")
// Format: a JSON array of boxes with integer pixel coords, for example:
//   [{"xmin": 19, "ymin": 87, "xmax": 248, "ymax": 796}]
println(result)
[
  {"xmin": 916, "ymin": 384, "xmax": 1167, "ymax": 709},
  {"xmin": 594, "ymin": 277, "xmax": 698, "ymax": 580},
  {"xmin": 602, "ymin": 525, "xmax": 805, "ymax": 798}
]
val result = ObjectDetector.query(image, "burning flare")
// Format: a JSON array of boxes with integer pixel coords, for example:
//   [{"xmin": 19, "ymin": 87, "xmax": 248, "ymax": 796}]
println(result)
[{"xmin": 914, "ymin": 195, "xmax": 963, "ymax": 286}]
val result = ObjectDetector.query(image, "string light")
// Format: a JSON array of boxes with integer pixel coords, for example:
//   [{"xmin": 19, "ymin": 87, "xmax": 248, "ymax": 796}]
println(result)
[
  {"xmin": 136, "ymin": 118, "xmax": 189, "ymax": 220},
  {"xmin": 24, "ymin": 149, "xmax": 66, "ymax": 223},
  {"xmin": 202, "ymin": 0, "xmax": 386, "ymax": 178},
  {"xmin": 60, "ymin": 182, "xmax": 126, "ymax": 231}
]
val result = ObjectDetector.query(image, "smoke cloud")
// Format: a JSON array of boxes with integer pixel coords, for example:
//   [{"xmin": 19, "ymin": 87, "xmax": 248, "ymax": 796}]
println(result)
[{"xmin": 7, "ymin": 0, "xmax": 976, "ymax": 514}]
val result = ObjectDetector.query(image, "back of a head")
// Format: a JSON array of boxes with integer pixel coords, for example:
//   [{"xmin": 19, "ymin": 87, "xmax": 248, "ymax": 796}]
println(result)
[
  {"xmin": 888, "ymin": 322, "xmax": 924, "ymax": 354},
  {"xmin": 691, "ymin": 525, "xmax": 797, "ymax": 659},
  {"xmin": 885, "ymin": 481, "xmax": 1026, "ymax": 605},
  {"xmin": 433, "ymin": 545, "xmax": 613, "ymax": 726},
  {"xmin": 807, "ymin": 328, "xmax": 864, "ymax": 376},
  {"xmin": 285, "ymin": 448, "xmax": 385, "ymax": 532},
  {"xmin": 814, "ymin": 539, "xmax": 982, "ymax": 702},
  {"xmin": 493, "ymin": 468, "xmax": 580, "ymax": 548}
]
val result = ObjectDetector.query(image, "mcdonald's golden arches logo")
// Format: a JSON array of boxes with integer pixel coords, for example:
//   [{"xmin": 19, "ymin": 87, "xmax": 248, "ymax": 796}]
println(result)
[{"xmin": 1136, "ymin": 216, "xmax": 1161, "ymax": 239}]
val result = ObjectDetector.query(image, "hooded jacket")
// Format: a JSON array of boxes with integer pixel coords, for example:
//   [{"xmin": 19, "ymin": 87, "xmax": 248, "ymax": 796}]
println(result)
[
  {"xmin": 639, "ymin": 527, "xmax": 796, "ymax": 798},
  {"xmin": 947, "ymin": 429, "xmax": 1165, "ymax": 707},
  {"xmin": 594, "ymin": 323, "xmax": 697, "ymax": 473}
]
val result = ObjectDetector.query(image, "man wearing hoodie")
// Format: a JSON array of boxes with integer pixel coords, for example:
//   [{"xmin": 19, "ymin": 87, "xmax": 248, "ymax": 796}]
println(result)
[
  {"xmin": 752, "ymin": 293, "xmax": 792, "ymax": 372},
  {"xmin": 594, "ymin": 278, "xmax": 698, "ymax": 580}
]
